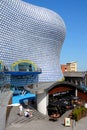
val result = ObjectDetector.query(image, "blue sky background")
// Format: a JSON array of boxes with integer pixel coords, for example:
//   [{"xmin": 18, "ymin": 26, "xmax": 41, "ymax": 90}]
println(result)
[{"xmin": 22, "ymin": 0, "xmax": 87, "ymax": 71}]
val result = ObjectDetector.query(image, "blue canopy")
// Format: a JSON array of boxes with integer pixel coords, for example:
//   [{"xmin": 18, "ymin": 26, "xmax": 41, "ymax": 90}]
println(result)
[{"xmin": 12, "ymin": 92, "xmax": 36, "ymax": 104}]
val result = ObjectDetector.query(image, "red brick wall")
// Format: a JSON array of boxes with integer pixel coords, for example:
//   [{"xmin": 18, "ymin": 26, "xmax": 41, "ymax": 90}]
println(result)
[
  {"xmin": 78, "ymin": 90, "xmax": 87, "ymax": 102},
  {"xmin": 48, "ymin": 85, "xmax": 74, "ymax": 95},
  {"xmin": 61, "ymin": 65, "xmax": 67, "ymax": 73},
  {"xmin": 48, "ymin": 84, "xmax": 87, "ymax": 102}
]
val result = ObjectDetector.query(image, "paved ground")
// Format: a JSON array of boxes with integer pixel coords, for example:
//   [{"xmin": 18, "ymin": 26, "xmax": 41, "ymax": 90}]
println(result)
[
  {"xmin": 6, "ymin": 109, "xmax": 87, "ymax": 130},
  {"xmin": 6, "ymin": 117, "xmax": 87, "ymax": 130},
  {"xmin": 0, "ymin": 90, "xmax": 12, "ymax": 130}
]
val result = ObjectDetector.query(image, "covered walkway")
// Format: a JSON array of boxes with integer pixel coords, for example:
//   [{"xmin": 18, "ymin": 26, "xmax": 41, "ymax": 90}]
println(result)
[{"xmin": 12, "ymin": 92, "xmax": 36, "ymax": 104}]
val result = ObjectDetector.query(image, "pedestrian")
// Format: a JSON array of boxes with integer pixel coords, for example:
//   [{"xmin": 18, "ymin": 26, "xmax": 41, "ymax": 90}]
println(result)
[
  {"xmin": 19, "ymin": 104, "xmax": 23, "ymax": 116},
  {"xmin": 24, "ymin": 110, "xmax": 29, "ymax": 117},
  {"xmin": 72, "ymin": 119, "xmax": 76, "ymax": 130},
  {"xmin": 24, "ymin": 108, "xmax": 33, "ymax": 117}
]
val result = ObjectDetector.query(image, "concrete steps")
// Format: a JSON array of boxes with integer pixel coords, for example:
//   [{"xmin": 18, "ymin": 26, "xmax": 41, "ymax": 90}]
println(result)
[{"xmin": 6, "ymin": 106, "xmax": 48, "ymax": 128}]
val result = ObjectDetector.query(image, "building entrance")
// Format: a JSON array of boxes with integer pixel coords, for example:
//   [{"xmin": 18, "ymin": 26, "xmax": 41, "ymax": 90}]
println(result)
[{"xmin": 47, "ymin": 83, "xmax": 76, "ymax": 120}]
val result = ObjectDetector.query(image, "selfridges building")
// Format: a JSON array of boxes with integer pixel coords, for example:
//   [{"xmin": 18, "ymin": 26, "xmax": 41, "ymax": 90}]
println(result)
[{"xmin": 0, "ymin": 0, "xmax": 66, "ymax": 84}]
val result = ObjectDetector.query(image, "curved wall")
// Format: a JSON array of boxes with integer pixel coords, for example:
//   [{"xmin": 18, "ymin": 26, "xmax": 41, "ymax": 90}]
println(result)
[{"xmin": 0, "ymin": 0, "xmax": 66, "ymax": 82}]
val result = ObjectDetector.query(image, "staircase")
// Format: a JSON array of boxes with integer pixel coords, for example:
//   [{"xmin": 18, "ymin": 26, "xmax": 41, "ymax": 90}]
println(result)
[{"xmin": 6, "ymin": 105, "xmax": 48, "ymax": 128}]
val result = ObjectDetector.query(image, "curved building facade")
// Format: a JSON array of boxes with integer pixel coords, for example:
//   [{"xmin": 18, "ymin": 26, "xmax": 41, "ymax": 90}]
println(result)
[{"xmin": 0, "ymin": 0, "xmax": 66, "ymax": 83}]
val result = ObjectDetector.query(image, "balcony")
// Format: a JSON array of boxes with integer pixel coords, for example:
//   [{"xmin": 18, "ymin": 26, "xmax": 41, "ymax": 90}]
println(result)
[{"xmin": 4, "ymin": 67, "xmax": 42, "ymax": 76}]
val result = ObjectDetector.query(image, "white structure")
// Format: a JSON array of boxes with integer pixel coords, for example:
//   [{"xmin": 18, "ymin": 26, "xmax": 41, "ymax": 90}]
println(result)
[
  {"xmin": 66, "ymin": 62, "xmax": 77, "ymax": 72},
  {"xmin": 1, "ymin": 0, "xmax": 66, "ymax": 115},
  {"xmin": 37, "ymin": 93, "xmax": 48, "ymax": 115}
]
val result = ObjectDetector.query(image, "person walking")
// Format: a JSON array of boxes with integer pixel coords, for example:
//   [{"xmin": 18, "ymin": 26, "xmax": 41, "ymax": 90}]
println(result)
[
  {"xmin": 19, "ymin": 104, "xmax": 23, "ymax": 116},
  {"xmin": 72, "ymin": 119, "xmax": 76, "ymax": 130}
]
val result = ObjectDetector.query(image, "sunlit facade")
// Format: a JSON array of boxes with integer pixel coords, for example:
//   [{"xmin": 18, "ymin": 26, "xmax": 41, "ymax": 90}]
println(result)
[{"xmin": 0, "ymin": 0, "xmax": 66, "ymax": 85}]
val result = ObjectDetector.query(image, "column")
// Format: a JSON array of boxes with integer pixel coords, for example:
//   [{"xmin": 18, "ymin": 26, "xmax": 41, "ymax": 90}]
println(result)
[
  {"xmin": 75, "ymin": 88, "xmax": 78, "ymax": 97},
  {"xmin": 37, "ymin": 92, "xmax": 48, "ymax": 115}
]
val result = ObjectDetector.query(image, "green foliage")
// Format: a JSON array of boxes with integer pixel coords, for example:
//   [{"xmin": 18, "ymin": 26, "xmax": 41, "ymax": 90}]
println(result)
[{"xmin": 72, "ymin": 107, "xmax": 87, "ymax": 121}]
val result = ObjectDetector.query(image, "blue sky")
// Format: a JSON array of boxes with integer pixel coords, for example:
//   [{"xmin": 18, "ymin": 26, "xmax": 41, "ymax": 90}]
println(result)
[{"xmin": 22, "ymin": 0, "xmax": 87, "ymax": 71}]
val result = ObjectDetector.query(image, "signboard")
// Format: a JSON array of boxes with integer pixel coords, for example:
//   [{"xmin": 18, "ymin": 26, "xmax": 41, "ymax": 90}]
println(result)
[{"xmin": 64, "ymin": 118, "xmax": 71, "ymax": 127}]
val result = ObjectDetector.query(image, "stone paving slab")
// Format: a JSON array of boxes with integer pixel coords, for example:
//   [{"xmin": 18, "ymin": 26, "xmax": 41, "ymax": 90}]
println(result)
[
  {"xmin": 6, "ymin": 108, "xmax": 87, "ymax": 130},
  {"xmin": 6, "ymin": 116, "xmax": 87, "ymax": 130}
]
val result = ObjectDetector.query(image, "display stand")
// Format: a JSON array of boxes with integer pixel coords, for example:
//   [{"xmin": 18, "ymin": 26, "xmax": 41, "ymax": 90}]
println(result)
[{"xmin": 64, "ymin": 117, "xmax": 71, "ymax": 127}]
